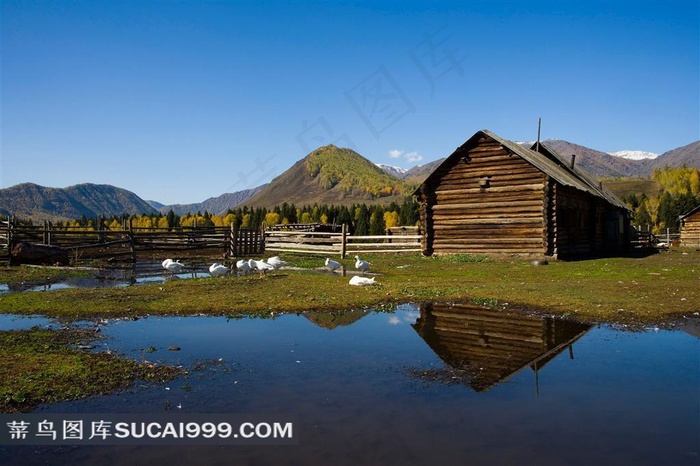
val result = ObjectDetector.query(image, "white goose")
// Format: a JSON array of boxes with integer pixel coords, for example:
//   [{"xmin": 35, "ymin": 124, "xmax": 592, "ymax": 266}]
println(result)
[
  {"xmin": 267, "ymin": 256, "xmax": 286, "ymax": 270},
  {"xmin": 162, "ymin": 259, "xmax": 185, "ymax": 273},
  {"xmin": 248, "ymin": 259, "xmax": 275, "ymax": 278},
  {"xmin": 235, "ymin": 259, "xmax": 251, "ymax": 276},
  {"xmin": 209, "ymin": 263, "xmax": 229, "ymax": 277},
  {"xmin": 349, "ymin": 275, "xmax": 376, "ymax": 286},
  {"xmin": 325, "ymin": 257, "xmax": 341, "ymax": 272},
  {"xmin": 354, "ymin": 255, "xmax": 370, "ymax": 273}
]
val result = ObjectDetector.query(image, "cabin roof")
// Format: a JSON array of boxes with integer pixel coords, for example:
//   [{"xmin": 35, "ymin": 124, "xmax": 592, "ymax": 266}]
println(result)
[
  {"xmin": 416, "ymin": 129, "xmax": 628, "ymax": 210},
  {"xmin": 680, "ymin": 204, "xmax": 700, "ymax": 220}
]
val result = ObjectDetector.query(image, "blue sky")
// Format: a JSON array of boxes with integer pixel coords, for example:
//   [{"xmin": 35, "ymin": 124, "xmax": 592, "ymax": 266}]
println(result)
[{"xmin": 2, "ymin": 1, "xmax": 698, "ymax": 205}]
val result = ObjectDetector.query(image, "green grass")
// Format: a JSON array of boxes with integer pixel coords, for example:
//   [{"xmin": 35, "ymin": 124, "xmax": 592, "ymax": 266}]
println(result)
[
  {"xmin": 0, "ymin": 264, "xmax": 93, "ymax": 285},
  {"xmin": 0, "ymin": 327, "xmax": 182, "ymax": 413},
  {"xmin": 1, "ymin": 249, "xmax": 697, "ymax": 326}
]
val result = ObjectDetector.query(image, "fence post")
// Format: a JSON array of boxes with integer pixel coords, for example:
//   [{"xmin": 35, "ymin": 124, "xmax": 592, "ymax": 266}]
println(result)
[
  {"xmin": 231, "ymin": 222, "xmax": 238, "ymax": 257},
  {"xmin": 98, "ymin": 216, "xmax": 105, "ymax": 243},
  {"xmin": 9, "ymin": 217, "xmax": 14, "ymax": 253},
  {"xmin": 260, "ymin": 223, "xmax": 266, "ymax": 254},
  {"xmin": 340, "ymin": 223, "xmax": 347, "ymax": 259}
]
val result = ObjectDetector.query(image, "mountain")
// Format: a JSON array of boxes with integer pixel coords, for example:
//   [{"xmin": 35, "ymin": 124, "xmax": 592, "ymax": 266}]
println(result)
[
  {"xmin": 650, "ymin": 141, "xmax": 700, "ymax": 172},
  {"xmin": 402, "ymin": 159, "xmax": 445, "ymax": 183},
  {"xmin": 147, "ymin": 200, "xmax": 165, "ymax": 210},
  {"xmin": 0, "ymin": 183, "xmax": 157, "ymax": 222},
  {"xmin": 159, "ymin": 185, "xmax": 268, "ymax": 216},
  {"xmin": 538, "ymin": 139, "xmax": 699, "ymax": 178},
  {"xmin": 242, "ymin": 145, "xmax": 416, "ymax": 209},
  {"xmin": 376, "ymin": 163, "xmax": 408, "ymax": 178},
  {"xmin": 536, "ymin": 140, "xmax": 643, "ymax": 177}
]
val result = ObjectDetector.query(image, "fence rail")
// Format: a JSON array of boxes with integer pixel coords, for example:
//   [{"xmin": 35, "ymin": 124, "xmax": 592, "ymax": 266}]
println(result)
[{"xmin": 264, "ymin": 225, "xmax": 421, "ymax": 258}]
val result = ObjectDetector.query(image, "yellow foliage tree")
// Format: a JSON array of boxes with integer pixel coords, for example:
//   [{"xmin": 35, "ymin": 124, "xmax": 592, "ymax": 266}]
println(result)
[
  {"xmin": 223, "ymin": 213, "xmax": 236, "ymax": 226},
  {"xmin": 265, "ymin": 212, "xmax": 281, "ymax": 225},
  {"xmin": 652, "ymin": 167, "xmax": 700, "ymax": 196},
  {"xmin": 645, "ymin": 197, "xmax": 661, "ymax": 234},
  {"xmin": 383, "ymin": 211, "xmax": 400, "ymax": 229}
]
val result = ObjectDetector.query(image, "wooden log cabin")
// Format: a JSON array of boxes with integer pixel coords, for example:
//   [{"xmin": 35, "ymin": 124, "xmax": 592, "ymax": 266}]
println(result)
[
  {"xmin": 412, "ymin": 302, "xmax": 592, "ymax": 392},
  {"xmin": 680, "ymin": 205, "xmax": 700, "ymax": 247},
  {"xmin": 414, "ymin": 129, "xmax": 631, "ymax": 258}
]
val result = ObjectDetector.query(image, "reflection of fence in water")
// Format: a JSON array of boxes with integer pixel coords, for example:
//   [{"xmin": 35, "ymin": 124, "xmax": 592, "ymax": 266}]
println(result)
[{"xmin": 412, "ymin": 302, "xmax": 592, "ymax": 392}]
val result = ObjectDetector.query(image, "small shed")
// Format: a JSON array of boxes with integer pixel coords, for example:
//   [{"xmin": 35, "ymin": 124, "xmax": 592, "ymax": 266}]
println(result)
[
  {"xmin": 680, "ymin": 205, "xmax": 700, "ymax": 247},
  {"xmin": 414, "ymin": 129, "xmax": 630, "ymax": 258}
]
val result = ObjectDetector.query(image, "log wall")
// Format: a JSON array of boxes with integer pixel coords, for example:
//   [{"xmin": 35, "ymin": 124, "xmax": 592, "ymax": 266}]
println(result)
[
  {"xmin": 680, "ymin": 210, "xmax": 700, "ymax": 247},
  {"xmin": 421, "ymin": 137, "xmax": 547, "ymax": 255},
  {"xmin": 554, "ymin": 185, "xmax": 628, "ymax": 257}
]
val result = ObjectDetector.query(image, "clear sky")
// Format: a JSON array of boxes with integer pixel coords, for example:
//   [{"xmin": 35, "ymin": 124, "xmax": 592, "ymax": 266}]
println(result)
[{"xmin": 2, "ymin": 1, "xmax": 698, "ymax": 205}]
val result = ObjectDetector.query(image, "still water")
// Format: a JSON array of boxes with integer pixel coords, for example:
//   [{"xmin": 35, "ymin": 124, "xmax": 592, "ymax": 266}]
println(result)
[
  {"xmin": 0, "ymin": 260, "xmax": 222, "ymax": 296},
  {"xmin": 1, "ymin": 303, "xmax": 698, "ymax": 466}
]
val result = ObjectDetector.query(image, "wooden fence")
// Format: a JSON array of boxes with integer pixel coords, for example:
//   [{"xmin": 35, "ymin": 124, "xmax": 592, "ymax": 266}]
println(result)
[
  {"xmin": 0, "ymin": 218, "xmax": 264, "ymax": 263},
  {"xmin": 0, "ymin": 219, "xmax": 11, "ymax": 264},
  {"xmin": 631, "ymin": 228, "xmax": 681, "ymax": 249},
  {"xmin": 264, "ymin": 225, "xmax": 422, "ymax": 258}
]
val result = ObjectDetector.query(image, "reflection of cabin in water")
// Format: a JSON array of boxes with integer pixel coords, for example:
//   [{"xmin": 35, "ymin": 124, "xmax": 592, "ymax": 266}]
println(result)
[
  {"xmin": 412, "ymin": 302, "xmax": 592, "ymax": 392},
  {"xmin": 414, "ymin": 129, "xmax": 630, "ymax": 258}
]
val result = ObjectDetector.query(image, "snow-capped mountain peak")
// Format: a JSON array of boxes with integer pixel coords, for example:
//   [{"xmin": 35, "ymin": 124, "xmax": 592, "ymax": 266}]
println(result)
[
  {"xmin": 376, "ymin": 163, "xmax": 408, "ymax": 177},
  {"xmin": 608, "ymin": 150, "xmax": 659, "ymax": 160}
]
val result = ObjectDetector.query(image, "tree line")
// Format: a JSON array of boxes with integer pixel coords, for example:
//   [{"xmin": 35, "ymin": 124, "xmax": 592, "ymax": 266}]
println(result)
[
  {"xmin": 38, "ymin": 198, "xmax": 421, "ymax": 235},
  {"xmin": 621, "ymin": 167, "xmax": 700, "ymax": 234}
]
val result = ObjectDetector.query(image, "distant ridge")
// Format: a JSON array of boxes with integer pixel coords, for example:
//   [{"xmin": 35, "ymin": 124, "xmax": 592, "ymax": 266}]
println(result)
[
  {"xmin": 0, "ymin": 183, "xmax": 156, "ymax": 222},
  {"xmin": 159, "ymin": 185, "xmax": 268, "ymax": 216},
  {"xmin": 539, "ymin": 139, "xmax": 699, "ymax": 178}
]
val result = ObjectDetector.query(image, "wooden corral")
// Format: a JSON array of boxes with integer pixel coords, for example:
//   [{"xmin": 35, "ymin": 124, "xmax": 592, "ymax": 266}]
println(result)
[
  {"xmin": 412, "ymin": 302, "xmax": 592, "ymax": 392},
  {"xmin": 414, "ymin": 130, "xmax": 630, "ymax": 258},
  {"xmin": 0, "ymin": 219, "xmax": 264, "ymax": 265},
  {"xmin": 680, "ymin": 205, "xmax": 700, "ymax": 248}
]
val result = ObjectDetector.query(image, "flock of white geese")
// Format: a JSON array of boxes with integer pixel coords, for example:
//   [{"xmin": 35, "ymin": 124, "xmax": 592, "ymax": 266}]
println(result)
[{"xmin": 161, "ymin": 255, "xmax": 376, "ymax": 285}]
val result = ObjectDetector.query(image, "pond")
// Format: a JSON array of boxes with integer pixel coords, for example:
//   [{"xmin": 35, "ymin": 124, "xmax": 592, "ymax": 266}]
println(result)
[{"xmin": 1, "ymin": 303, "xmax": 698, "ymax": 466}]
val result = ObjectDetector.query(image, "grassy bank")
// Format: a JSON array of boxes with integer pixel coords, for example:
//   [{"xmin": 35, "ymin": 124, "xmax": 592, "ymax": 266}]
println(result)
[
  {"xmin": 1, "ymin": 249, "xmax": 697, "ymax": 326},
  {"xmin": 0, "ymin": 264, "xmax": 93, "ymax": 285},
  {"xmin": 0, "ymin": 326, "xmax": 182, "ymax": 413}
]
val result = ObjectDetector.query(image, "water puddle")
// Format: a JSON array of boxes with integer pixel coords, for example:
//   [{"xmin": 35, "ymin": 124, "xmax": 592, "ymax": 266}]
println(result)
[
  {"xmin": 1, "ymin": 303, "xmax": 698, "ymax": 466},
  {"xmin": 0, "ymin": 261, "xmax": 216, "ymax": 295}
]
